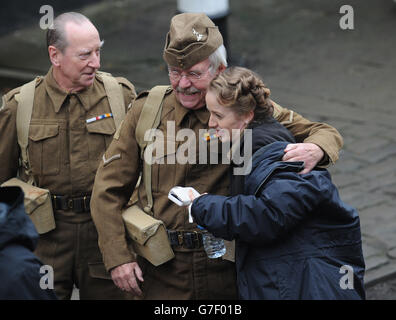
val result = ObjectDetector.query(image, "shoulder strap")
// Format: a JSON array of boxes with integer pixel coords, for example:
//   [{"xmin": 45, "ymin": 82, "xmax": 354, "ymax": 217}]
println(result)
[
  {"xmin": 135, "ymin": 85, "xmax": 170, "ymax": 215},
  {"xmin": 135, "ymin": 85, "xmax": 170, "ymax": 148},
  {"xmin": 16, "ymin": 77, "xmax": 40, "ymax": 184},
  {"xmin": 0, "ymin": 94, "xmax": 5, "ymax": 111},
  {"xmin": 99, "ymin": 71, "xmax": 125, "ymax": 130}
]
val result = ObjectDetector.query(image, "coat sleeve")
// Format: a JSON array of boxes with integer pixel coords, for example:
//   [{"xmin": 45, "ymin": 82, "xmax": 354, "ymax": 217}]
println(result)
[
  {"xmin": 272, "ymin": 100, "xmax": 343, "ymax": 167},
  {"xmin": 191, "ymin": 172, "xmax": 330, "ymax": 245},
  {"xmin": 90, "ymin": 99, "xmax": 142, "ymax": 271}
]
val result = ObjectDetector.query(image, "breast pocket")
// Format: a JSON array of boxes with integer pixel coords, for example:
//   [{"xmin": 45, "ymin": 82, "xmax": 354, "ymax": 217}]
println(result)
[
  {"xmin": 28, "ymin": 124, "xmax": 60, "ymax": 176},
  {"xmin": 151, "ymin": 146, "xmax": 177, "ymax": 194},
  {"xmin": 86, "ymin": 118, "xmax": 116, "ymax": 172}
]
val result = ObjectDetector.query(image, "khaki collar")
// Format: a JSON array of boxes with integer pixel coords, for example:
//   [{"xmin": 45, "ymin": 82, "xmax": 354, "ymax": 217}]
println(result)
[
  {"xmin": 194, "ymin": 106, "xmax": 210, "ymax": 125},
  {"xmin": 172, "ymin": 93, "xmax": 210, "ymax": 127},
  {"xmin": 44, "ymin": 67, "xmax": 106, "ymax": 113}
]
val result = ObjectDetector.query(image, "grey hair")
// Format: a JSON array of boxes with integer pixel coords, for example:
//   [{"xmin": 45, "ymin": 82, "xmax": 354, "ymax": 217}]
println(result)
[
  {"xmin": 208, "ymin": 44, "xmax": 228, "ymax": 74},
  {"xmin": 46, "ymin": 12, "xmax": 92, "ymax": 52}
]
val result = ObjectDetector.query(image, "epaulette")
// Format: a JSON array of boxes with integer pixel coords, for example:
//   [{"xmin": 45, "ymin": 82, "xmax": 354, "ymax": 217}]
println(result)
[
  {"xmin": 135, "ymin": 86, "xmax": 172, "ymax": 100},
  {"xmin": 9, "ymin": 77, "xmax": 43, "ymax": 103},
  {"xmin": 4, "ymin": 86, "xmax": 22, "ymax": 103},
  {"xmin": 135, "ymin": 90, "xmax": 150, "ymax": 100},
  {"xmin": 115, "ymin": 77, "xmax": 135, "ymax": 91}
]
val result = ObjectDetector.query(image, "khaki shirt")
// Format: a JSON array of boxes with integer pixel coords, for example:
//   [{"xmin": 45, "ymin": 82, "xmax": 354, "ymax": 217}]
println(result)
[
  {"xmin": 90, "ymin": 89, "xmax": 343, "ymax": 271},
  {"xmin": 0, "ymin": 68, "xmax": 136, "ymax": 196}
]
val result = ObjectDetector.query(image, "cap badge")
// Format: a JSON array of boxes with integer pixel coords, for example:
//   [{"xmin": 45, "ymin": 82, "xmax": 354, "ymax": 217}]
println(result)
[{"xmin": 192, "ymin": 28, "xmax": 203, "ymax": 41}]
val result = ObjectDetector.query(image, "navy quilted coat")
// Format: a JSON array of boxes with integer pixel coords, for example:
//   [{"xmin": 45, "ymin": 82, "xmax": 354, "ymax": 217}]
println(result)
[
  {"xmin": 0, "ymin": 186, "xmax": 57, "ymax": 299},
  {"xmin": 191, "ymin": 141, "xmax": 365, "ymax": 300}
]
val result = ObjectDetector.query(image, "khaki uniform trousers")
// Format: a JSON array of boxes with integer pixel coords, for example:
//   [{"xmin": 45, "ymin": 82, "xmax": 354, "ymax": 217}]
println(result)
[
  {"xmin": 34, "ymin": 212, "xmax": 133, "ymax": 300},
  {"xmin": 136, "ymin": 249, "xmax": 238, "ymax": 300}
]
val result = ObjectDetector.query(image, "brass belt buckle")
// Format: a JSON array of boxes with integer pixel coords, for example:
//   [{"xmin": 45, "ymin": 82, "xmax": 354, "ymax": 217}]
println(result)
[{"xmin": 178, "ymin": 232, "xmax": 184, "ymax": 246}]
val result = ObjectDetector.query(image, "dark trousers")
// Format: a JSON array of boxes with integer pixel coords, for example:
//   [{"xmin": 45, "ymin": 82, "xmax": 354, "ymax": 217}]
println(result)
[
  {"xmin": 136, "ymin": 249, "xmax": 238, "ymax": 300},
  {"xmin": 34, "ymin": 215, "xmax": 133, "ymax": 300}
]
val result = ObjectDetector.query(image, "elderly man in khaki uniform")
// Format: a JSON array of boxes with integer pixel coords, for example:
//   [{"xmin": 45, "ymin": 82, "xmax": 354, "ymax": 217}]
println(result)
[
  {"xmin": 0, "ymin": 12, "xmax": 136, "ymax": 299},
  {"xmin": 91, "ymin": 13, "xmax": 343, "ymax": 299}
]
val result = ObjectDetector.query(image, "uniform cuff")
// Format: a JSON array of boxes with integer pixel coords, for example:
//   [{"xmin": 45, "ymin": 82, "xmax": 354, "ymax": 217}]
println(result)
[
  {"xmin": 101, "ymin": 239, "xmax": 136, "ymax": 272},
  {"xmin": 304, "ymin": 136, "xmax": 340, "ymax": 167}
]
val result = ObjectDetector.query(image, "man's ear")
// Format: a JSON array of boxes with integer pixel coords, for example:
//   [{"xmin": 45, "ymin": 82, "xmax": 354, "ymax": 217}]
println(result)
[
  {"xmin": 217, "ymin": 64, "xmax": 227, "ymax": 74},
  {"xmin": 48, "ymin": 45, "xmax": 61, "ymax": 67}
]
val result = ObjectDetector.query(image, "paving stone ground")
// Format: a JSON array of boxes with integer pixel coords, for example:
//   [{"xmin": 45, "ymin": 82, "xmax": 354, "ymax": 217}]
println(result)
[{"xmin": 1, "ymin": 0, "xmax": 395, "ymax": 299}]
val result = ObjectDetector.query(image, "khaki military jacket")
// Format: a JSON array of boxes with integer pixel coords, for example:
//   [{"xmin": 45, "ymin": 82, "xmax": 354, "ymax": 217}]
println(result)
[
  {"xmin": 0, "ymin": 68, "xmax": 136, "ymax": 196},
  {"xmin": 90, "ymin": 88, "xmax": 343, "ymax": 272}
]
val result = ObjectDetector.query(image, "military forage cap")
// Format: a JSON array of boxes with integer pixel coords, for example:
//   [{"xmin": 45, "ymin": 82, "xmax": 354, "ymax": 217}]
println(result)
[{"xmin": 163, "ymin": 13, "xmax": 223, "ymax": 70}]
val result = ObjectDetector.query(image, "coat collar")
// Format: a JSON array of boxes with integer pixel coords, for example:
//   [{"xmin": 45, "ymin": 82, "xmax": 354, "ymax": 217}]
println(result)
[
  {"xmin": 44, "ymin": 67, "xmax": 106, "ymax": 113},
  {"xmin": 171, "ymin": 92, "xmax": 210, "ymax": 127}
]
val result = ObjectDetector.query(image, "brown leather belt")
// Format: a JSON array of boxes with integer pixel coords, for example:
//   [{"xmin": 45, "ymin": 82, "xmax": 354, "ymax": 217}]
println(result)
[
  {"xmin": 51, "ymin": 194, "xmax": 91, "ymax": 213},
  {"xmin": 167, "ymin": 230, "xmax": 204, "ymax": 249}
]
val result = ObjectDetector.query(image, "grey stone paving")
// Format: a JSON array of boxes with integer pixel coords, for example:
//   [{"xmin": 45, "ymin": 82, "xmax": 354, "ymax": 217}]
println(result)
[{"xmin": 1, "ymin": 0, "xmax": 395, "ymax": 299}]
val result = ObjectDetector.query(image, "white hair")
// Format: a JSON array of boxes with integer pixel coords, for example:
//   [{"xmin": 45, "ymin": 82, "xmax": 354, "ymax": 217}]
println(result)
[{"xmin": 208, "ymin": 44, "xmax": 228, "ymax": 74}]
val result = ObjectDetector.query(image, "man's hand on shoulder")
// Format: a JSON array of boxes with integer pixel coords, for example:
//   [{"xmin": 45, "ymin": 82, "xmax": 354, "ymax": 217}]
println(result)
[{"xmin": 282, "ymin": 143, "xmax": 324, "ymax": 174}]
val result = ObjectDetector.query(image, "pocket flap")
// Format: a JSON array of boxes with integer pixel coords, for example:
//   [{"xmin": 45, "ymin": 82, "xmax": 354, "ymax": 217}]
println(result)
[
  {"xmin": 149, "ymin": 137, "xmax": 178, "ymax": 162},
  {"xmin": 29, "ymin": 124, "xmax": 59, "ymax": 141},
  {"xmin": 86, "ymin": 118, "xmax": 115, "ymax": 135},
  {"xmin": 88, "ymin": 262, "xmax": 112, "ymax": 280},
  {"xmin": 122, "ymin": 205, "xmax": 163, "ymax": 245}
]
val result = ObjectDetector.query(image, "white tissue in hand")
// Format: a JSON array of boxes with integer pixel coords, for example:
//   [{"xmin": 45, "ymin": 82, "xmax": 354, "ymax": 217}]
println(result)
[{"xmin": 168, "ymin": 186, "xmax": 200, "ymax": 206}]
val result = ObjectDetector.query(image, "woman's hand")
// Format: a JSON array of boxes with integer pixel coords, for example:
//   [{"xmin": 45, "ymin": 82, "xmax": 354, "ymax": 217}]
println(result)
[{"xmin": 188, "ymin": 189, "xmax": 206, "ymax": 202}]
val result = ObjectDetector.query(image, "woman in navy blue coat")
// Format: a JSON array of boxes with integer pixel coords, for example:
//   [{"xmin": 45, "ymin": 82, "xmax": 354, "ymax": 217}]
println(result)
[
  {"xmin": 0, "ymin": 186, "xmax": 58, "ymax": 299},
  {"xmin": 190, "ymin": 67, "xmax": 365, "ymax": 300}
]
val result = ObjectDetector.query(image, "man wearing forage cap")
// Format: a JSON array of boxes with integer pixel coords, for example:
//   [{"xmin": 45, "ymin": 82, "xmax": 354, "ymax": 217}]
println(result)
[{"xmin": 91, "ymin": 13, "xmax": 343, "ymax": 299}]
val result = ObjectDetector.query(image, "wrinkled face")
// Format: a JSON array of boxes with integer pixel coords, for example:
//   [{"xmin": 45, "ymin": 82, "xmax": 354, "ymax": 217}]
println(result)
[
  {"xmin": 206, "ymin": 90, "xmax": 252, "ymax": 142},
  {"xmin": 169, "ymin": 59, "xmax": 216, "ymax": 110},
  {"xmin": 54, "ymin": 21, "xmax": 102, "ymax": 91}
]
